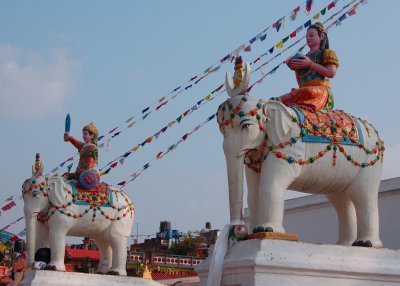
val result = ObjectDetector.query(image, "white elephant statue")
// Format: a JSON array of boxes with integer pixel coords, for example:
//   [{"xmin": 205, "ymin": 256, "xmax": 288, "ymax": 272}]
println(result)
[
  {"xmin": 216, "ymin": 91, "xmax": 385, "ymax": 247},
  {"xmin": 22, "ymin": 158, "xmax": 134, "ymax": 275}
]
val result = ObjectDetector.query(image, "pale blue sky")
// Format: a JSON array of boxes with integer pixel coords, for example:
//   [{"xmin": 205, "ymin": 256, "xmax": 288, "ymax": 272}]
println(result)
[{"xmin": 0, "ymin": 0, "xmax": 399, "ymax": 242}]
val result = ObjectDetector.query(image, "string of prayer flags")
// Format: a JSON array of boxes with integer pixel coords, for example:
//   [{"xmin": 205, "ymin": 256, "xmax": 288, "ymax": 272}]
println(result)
[
  {"xmin": 116, "ymin": 0, "xmax": 366, "ymax": 188},
  {"xmin": 119, "ymin": 113, "xmax": 217, "ymax": 188},
  {"xmin": 49, "ymin": 0, "xmax": 354, "ymax": 179}
]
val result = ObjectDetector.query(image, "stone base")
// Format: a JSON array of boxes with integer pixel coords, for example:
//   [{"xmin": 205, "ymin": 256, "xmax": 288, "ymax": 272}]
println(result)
[
  {"xmin": 195, "ymin": 239, "xmax": 400, "ymax": 286},
  {"xmin": 246, "ymin": 232, "xmax": 298, "ymax": 241},
  {"xmin": 20, "ymin": 270, "xmax": 163, "ymax": 286}
]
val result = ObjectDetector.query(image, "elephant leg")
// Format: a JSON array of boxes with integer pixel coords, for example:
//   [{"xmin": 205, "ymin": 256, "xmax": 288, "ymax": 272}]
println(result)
[
  {"xmin": 109, "ymin": 236, "xmax": 128, "ymax": 276},
  {"xmin": 348, "ymin": 179, "xmax": 382, "ymax": 247},
  {"xmin": 326, "ymin": 193, "xmax": 357, "ymax": 246},
  {"xmin": 94, "ymin": 237, "xmax": 112, "ymax": 274},
  {"xmin": 47, "ymin": 221, "xmax": 67, "ymax": 271},
  {"xmin": 245, "ymin": 166, "xmax": 260, "ymax": 231},
  {"xmin": 256, "ymin": 157, "xmax": 298, "ymax": 233}
]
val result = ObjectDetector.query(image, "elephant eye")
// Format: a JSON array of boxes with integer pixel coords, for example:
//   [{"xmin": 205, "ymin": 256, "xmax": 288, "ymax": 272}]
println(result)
[{"xmin": 242, "ymin": 123, "xmax": 252, "ymax": 130}]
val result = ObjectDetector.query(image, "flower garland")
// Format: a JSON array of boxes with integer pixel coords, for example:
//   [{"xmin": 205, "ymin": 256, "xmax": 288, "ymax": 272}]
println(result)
[
  {"xmin": 37, "ymin": 187, "xmax": 134, "ymax": 223},
  {"xmin": 266, "ymin": 110, "xmax": 384, "ymax": 169},
  {"xmin": 218, "ymin": 97, "xmax": 385, "ymax": 172}
]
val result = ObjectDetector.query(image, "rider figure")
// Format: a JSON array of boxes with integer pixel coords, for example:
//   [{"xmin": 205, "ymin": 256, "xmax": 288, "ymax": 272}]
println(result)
[
  {"xmin": 279, "ymin": 22, "xmax": 339, "ymax": 113},
  {"xmin": 63, "ymin": 122, "xmax": 100, "ymax": 189}
]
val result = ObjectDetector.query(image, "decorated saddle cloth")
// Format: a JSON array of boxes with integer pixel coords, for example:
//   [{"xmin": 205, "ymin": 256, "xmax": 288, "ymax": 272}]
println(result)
[
  {"xmin": 291, "ymin": 107, "xmax": 364, "ymax": 145},
  {"xmin": 69, "ymin": 181, "xmax": 113, "ymax": 207}
]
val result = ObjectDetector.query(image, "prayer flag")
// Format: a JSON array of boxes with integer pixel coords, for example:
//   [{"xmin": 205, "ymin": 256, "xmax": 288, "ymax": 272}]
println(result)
[
  {"xmin": 313, "ymin": 12, "xmax": 320, "ymax": 20},
  {"xmin": 133, "ymin": 145, "xmax": 141, "ymax": 152},
  {"xmin": 109, "ymin": 127, "xmax": 117, "ymax": 134},
  {"xmin": 110, "ymin": 162, "xmax": 118, "ymax": 168},
  {"xmin": 156, "ymin": 152, "xmax": 163, "ymax": 160},
  {"xmin": 321, "ymin": 7, "xmax": 327, "ymax": 15},
  {"xmin": 244, "ymin": 45, "xmax": 251, "ymax": 52},
  {"xmin": 290, "ymin": 31, "xmax": 296, "ymax": 38},
  {"xmin": 275, "ymin": 41, "xmax": 283, "ymax": 49},
  {"xmin": 190, "ymin": 76, "xmax": 197, "ymax": 81},
  {"xmin": 176, "ymin": 116, "xmax": 183, "ymax": 123},
  {"xmin": 328, "ymin": 1, "xmax": 336, "ymax": 10},
  {"xmin": 98, "ymin": 135, "xmax": 104, "ymax": 141},
  {"xmin": 185, "ymin": 84, "xmax": 192, "ymax": 90},
  {"xmin": 306, "ymin": 0, "xmax": 313, "ymax": 13},
  {"xmin": 2, "ymin": 201, "xmax": 16, "ymax": 211},
  {"xmin": 282, "ymin": 36, "xmax": 289, "ymax": 43},
  {"xmin": 205, "ymin": 94, "xmax": 212, "ymax": 101},
  {"xmin": 260, "ymin": 34, "xmax": 267, "ymax": 41},
  {"xmin": 119, "ymin": 158, "xmax": 125, "ymax": 165},
  {"xmin": 111, "ymin": 132, "xmax": 121, "ymax": 138},
  {"xmin": 304, "ymin": 20, "xmax": 311, "ymax": 28},
  {"xmin": 160, "ymin": 126, "xmax": 168, "ymax": 133},
  {"xmin": 67, "ymin": 163, "xmax": 73, "ymax": 172},
  {"xmin": 117, "ymin": 181, "xmax": 126, "ymax": 186},
  {"xmin": 182, "ymin": 134, "xmax": 189, "ymax": 141},
  {"xmin": 269, "ymin": 47, "xmax": 276, "ymax": 55}
]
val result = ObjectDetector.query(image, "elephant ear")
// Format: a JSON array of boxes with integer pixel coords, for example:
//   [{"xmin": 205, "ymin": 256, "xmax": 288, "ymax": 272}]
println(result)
[
  {"xmin": 263, "ymin": 101, "xmax": 294, "ymax": 146},
  {"xmin": 47, "ymin": 176, "xmax": 69, "ymax": 206}
]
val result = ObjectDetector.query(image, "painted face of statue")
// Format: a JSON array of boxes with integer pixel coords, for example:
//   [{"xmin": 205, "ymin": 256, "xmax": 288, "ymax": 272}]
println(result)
[
  {"xmin": 306, "ymin": 28, "xmax": 323, "ymax": 51},
  {"xmin": 82, "ymin": 129, "xmax": 94, "ymax": 144}
]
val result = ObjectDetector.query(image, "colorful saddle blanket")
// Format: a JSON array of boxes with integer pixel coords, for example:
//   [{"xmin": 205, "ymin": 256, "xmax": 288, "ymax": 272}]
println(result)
[
  {"xmin": 69, "ymin": 182, "xmax": 113, "ymax": 207},
  {"xmin": 291, "ymin": 107, "xmax": 364, "ymax": 145}
]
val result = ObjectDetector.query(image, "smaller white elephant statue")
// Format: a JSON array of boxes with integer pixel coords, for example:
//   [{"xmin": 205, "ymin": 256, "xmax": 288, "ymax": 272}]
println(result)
[
  {"xmin": 22, "ymin": 158, "xmax": 134, "ymax": 275},
  {"xmin": 217, "ymin": 92, "xmax": 385, "ymax": 248}
]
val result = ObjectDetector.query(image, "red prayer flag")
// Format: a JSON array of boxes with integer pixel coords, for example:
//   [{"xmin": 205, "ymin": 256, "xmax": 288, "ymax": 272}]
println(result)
[
  {"xmin": 183, "ymin": 110, "xmax": 190, "ymax": 117},
  {"xmin": 290, "ymin": 31, "xmax": 297, "ymax": 38},
  {"xmin": 117, "ymin": 181, "xmax": 126, "ymax": 186},
  {"xmin": 108, "ymin": 127, "xmax": 117, "ymax": 134},
  {"xmin": 328, "ymin": 1, "xmax": 335, "ymax": 10},
  {"xmin": 216, "ymin": 84, "xmax": 224, "ymax": 91},
  {"xmin": 2, "ymin": 201, "xmax": 16, "ymax": 211},
  {"xmin": 110, "ymin": 162, "xmax": 118, "ymax": 168},
  {"xmin": 2, "ymin": 225, "xmax": 10, "ymax": 230},
  {"xmin": 348, "ymin": 7, "xmax": 357, "ymax": 16},
  {"xmin": 9, "ymin": 236, "xmax": 19, "ymax": 242},
  {"xmin": 244, "ymin": 45, "xmax": 251, "ymax": 52},
  {"xmin": 190, "ymin": 76, "xmax": 198, "ymax": 81},
  {"xmin": 254, "ymin": 57, "xmax": 260, "ymax": 64},
  {"xmin": 156, "ymin": 152, "xmax": 163, "ymax": 159},
  {"xmin": 182, "ymin": 134, "xmax": 189, "ymax": 141}
]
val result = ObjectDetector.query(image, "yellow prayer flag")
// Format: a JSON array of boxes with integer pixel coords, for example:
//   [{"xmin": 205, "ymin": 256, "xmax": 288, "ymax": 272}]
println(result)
[
  {"xmin": 275, "ymin": 41, "xmax": 283, "ymax": 49},
  {"xmin": 132, "ymin": 145, "xmax": 140, "ymax": 152},
  {"xmin": 313, "ymin": 12, "xmax": 320, "ymax": 20},
  {"xmin": 205, "ymin": 94, "xmax": 211, "ymax": 101}
]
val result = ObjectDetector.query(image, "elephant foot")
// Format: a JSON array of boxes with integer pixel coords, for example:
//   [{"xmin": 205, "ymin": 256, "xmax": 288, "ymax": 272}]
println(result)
[
  {"xmin": 253, "ymin": 226, "xmax": 274, "ymax": 233},
  {"xmin": 107, "ymin": 270, "xmax": 120, "ymax": 276},
  {"xmin": 44, "ymin": 265, "xmax": 57, "ymax": 271},
  {"xmin": 352, "ymin": 240, "xmax": 372, "ymax": 247}
]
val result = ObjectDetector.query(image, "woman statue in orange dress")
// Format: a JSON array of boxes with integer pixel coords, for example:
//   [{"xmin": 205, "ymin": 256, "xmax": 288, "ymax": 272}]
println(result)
[
  {"xmin": 279, "ymin": 22, "xmax": 339, "ymax": 113},
  {"xmin": 63, "ymin": 122, "xmax": 100, "ymax": 189}
]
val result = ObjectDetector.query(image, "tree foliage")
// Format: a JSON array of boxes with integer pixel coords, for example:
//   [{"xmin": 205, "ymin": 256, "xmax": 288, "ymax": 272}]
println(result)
[{"xmin": 167, "ymin": 233, "xmax": 204, "ymax": 256}]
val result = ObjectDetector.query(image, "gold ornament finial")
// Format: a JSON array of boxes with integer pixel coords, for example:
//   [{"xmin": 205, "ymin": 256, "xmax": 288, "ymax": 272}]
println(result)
[
  {"xmin": 233, "ymin": 56, "xmax": 244, "ymax": 88},
  {"xmin": 35, "ymin": 153, "xmax": 41, "ymax": 173}
]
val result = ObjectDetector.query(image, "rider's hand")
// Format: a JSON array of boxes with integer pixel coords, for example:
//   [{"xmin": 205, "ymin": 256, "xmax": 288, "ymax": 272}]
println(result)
[
  {"xmin": 287, "ymin": 56, "xmax": 311, "ymax": 70},
  {"xmin": 64, "ymin": 132, "xmax": 70, "ymax": 142}
]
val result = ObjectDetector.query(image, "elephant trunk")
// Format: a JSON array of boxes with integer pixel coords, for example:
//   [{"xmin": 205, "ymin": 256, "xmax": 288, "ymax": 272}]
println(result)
[
  {"xmin": 25, "ymin": 214, "xmax": 37, "ymax": 266},
  {"xmin": 224, "ymin": 148, "xmax": 244, "ymax": 225}
]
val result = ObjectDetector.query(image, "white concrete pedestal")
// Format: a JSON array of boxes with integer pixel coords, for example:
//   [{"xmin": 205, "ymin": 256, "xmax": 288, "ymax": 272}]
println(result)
[
  {"xmin": 195, "ymin": 239, "xmax": 400, "ymax": 286},
  {"xmin": 20, "ymin": 270, "xmax": 163, "ymax": 286}
]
